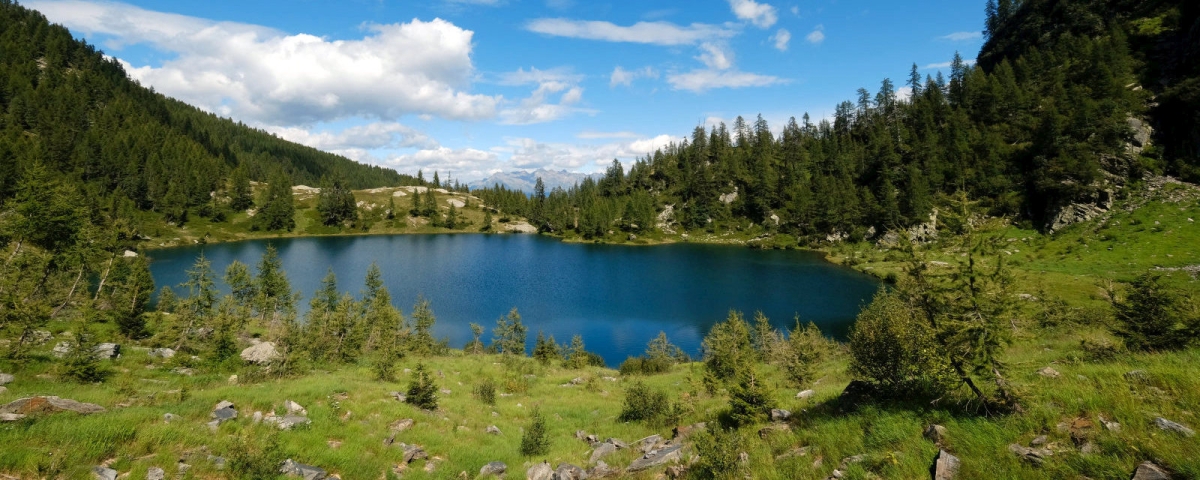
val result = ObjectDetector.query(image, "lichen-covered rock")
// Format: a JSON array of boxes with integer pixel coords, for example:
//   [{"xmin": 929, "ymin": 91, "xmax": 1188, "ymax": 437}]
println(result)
[
  {"xmin": 240, "ymin": 342, "xmax": 280, "ymax": 364},
  {"xmin": 933, "ymin": 450, "xmax": 959, "ymax": 480},
  {"xmin": 92, "ymin": 466, "xmax": 117, "ymax": 480},
  {"xmin": 627, "ymin": 444, "xmax": 684, "ymax": 472},
  {"xmin": 0, "ymin": 396, "xmax": 105, "ymax": 415},
  {"xmin": 526, "ymin": 462, "xmax": 553, "ymax": 480},
  {"xmin": 1132, "ymin": 461, "xmax": 1170, "ymax": 480},
  {"xmin": 280, "ymin": 459, "xmax": 326, "ymax": 480},
  {"xmin": 479, "ymin": 461, "xmax": 506, "ymax": 477}
]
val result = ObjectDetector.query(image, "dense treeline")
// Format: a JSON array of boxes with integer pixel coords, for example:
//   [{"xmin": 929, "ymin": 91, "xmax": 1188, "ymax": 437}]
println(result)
[
  {"xmin": 0, "ymin": 0, "xmax": 417, "ymax": 230},
  {"xmin": 479, "ymin": 0, "xmax": 1195, "ymax": 240}
]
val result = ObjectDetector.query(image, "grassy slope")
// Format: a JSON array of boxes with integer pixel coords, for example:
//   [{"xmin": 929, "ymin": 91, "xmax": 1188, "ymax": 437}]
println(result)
[{"xmin": 2, "ymin": 180, "xmax": 1198, "ymax": 479}]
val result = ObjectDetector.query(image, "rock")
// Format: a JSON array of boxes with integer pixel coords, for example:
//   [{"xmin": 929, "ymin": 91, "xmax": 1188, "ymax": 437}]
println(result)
[
  {"xmin": 146, "ymin": 466, "xmax": 164, "ymax": 480},
  {"xmin": 52, "ymin": 341, "xmax": 72, "ymax": 358},
  {"xmin": 94, "ymin": 343, "xmax": 121, "ymax": 359},
  {"xmin": 924, "ymin": 425, "xmax": 948, "ymax": 445},
  {"xmin": 672, "ymin": 422, "xmax": 706, "ymax": 442},
  {"xmin": 209, "ymin": 456, "xmax": 227, "ymax": 470},
  {"xmin": 172, "ymin": 367, "xmax": 194, "ymax": 376},
  {"xmin": 1030, "ymin": 435, "xmax": 1048, "ymax": 447},
  {"xmin": 554, "ymin": 463, "xmax": 587, "ymax": 480},
  {"xmin": 398, "ymin": 443, "xmax": 428, "ymax": 463},
  {"xmin": 932, "ymin": 450, "xmax": 959, "ymax": 480},
  {"xmin": 280, "ymin": 459, "xmax": 327, "ymax": 480},
  {"xmin": 0, "ymin": 386, "xmax": 6, "ymax": 395},
  {"xmin": 1099, "ymin": 415, "xmax": 1121, "ymax": 432},
  {"xmin": 93, "ymin": 466, "xmax": 118, "ymax": 480},
  {"xmin": 241, "ymin": 342, "xmax": 280, "ymax": 364},
  {"xmin": 770, "ymin": 409, "xmax": 792, "ymax": 422},
  {"xmin": 506, "ymin": 221, "xmax": 538, "ymax": 234},
  {"xmin": 163, "ymin": 413, "xmax": 179, "ymax": 423},
  {"xmin": 486, "ymin": 425, "xmax": 502, "ymax": 435},
  {"xmin": 0, "ymin": 396, "xmax": 106, "ymax": 415},
  {"xmin": 585, "ymin": 434, "xmax": 599, "ymax": 444},
  {"xmin": 575, "ymin": 430, "xmax": 588, "ymax": 441},
  {"xmin": 277, "ymin": 414, "xmax": 310, "ymax": 430},
  {"xmin": 1047, "ymin": 202, "xmax": 1107, "ymax": 233},
  {"xmin": 0, "ymin": 413, "xmax": 25, "ymax": 421},
  {"xmin": 148, "ymin": 348, "xmax": 175, "ymax": 359},
  {"xmin": 1124, "ymin": 370, "xmax": 1150, "ymax": 383},
  {"xmin": 1154, "ymin": 417, "xmax": 1195, "ymax": 437},
  {"xmin": 390, "ymin": 418, "xmax": 414, "ymax": 432},
  {"xmin": 796, "ymin": 389, "xmax": 815, "ymax": 400},
  {"xmin": 636, "ymin": 434, "xmax": 664, "ymax": 453},
  {"xmin": 775, "ymin": 446, "xmax": 811, "ymax": 460},
  {"xmin": 479, "ymin": 461, "xmax": 507, "ymax": 476},
  {"xmin": 1131, "ymin": 461, "xmax": 1171, "ymax": 480},
  {"xmin": 570, "ymin": 377, "xmax": 585, "ymax": 385},
  {"xmin": 759, "ymin": 423, "xmax": 791, "ymax": 439},
  {"xmin": 588, "ymin": 461, "xmax": 618, "ymax": 478},
  {"xmin": 211, "ymin": 403, "xmax": 238, "ymax": 424},
  {"xmin": 627, "ymin": 444, "xmax": 684, "ymax": 472},
  {"xmin": 1007, "ymin": 443, "xmax": 1052, "ymax": 465},
  {"xmin": 284, "ymin": 400, "xmax": 307, "ymax": 416},
  {"xmin": 390, "ymin": 391, "xmax": 407, "ymax": 402},
  {"xmin": 589, "ymin": 442, "xmax": 618, "ymax": 464},
  {"xmin": 1038, "ymin": 367, "xmax": 1061, "ymax": 378},
  {"xmin": 604, "ymin": 438, "xmax": 628, "ymax": 449},
  {"xmin": 0, "ymin": 373, "xmax": 13, "ymax": 385},
  {"xmin": 738, "ymin": 451, "xmax": 750, "ymax": 463},
  {"xmin": 527, "ymin": 462, "xmax": 553, "ymax": 480}
]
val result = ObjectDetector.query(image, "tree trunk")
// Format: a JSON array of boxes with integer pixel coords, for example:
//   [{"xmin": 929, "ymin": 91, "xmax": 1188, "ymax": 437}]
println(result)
[
  {"xmin": 50, "ymin": 265, "xmax": 86, "ymax": 319},
  {"xmin": 93, "ymin": 252, "xmax": 117, "ymax": 302}
]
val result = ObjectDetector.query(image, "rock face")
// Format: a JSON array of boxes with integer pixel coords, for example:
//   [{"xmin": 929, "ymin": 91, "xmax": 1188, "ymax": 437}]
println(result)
[
  {"xmin": 280, "ymin": 459, "xmax": 326, "ymax": 480},
  {"xmin": 241, "ymin": 342, "xmax": 280, "ymax": 364},
  {"xmin": 1131, "ymin": 461, "xmax": 1170, "ymax": 480},
  {"xmin": 479, "ymin": 461, "xmax": 507, "ymax": 476},
  {"xmin": 92, "ymin": 466, "xmax": 117, "ymax": 480},
  {"xmin": 933, "ymin": 450, "xmax": 959, "ymax": 480},
  {"xmin": 1154, "ymin": 417, "xmax": 1195, "ymax": 437},
  {"xmin": 627, "ymin": 444, "xmax": 684, "ymax": 472},
  {"xmin": 527, "ymin": 462, "xmax": 553, "ymax": 480},
  {"xmin": 506, "ymin": 221, "xmax": 538, "ymax": 234},
  {"xmin": 0, "ymin": 396, "xmax": 106, "ymax": 415}
]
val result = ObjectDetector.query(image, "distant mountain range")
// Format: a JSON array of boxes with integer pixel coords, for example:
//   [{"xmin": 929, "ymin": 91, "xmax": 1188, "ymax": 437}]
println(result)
[{"xmin": 468, "ymin": 169, "xmax": 602, "ymax": 194}]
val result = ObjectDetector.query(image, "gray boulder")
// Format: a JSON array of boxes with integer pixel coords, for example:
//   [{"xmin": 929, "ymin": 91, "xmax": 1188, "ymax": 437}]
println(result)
[
  {"xmin": 390, "ymin": 418, "xmax": 414, "ymax": 432},
  {"xmin": 0, "ymin": 373, "xmax": 13, "ymax": 385},
  {"xmin": 933, "ymin": 450, "xmax": 959, "ymax": 480},
  {"xmin": 148, "ymin": 348, "xmax": 175, "ymax": 359},
  {"xmin": 211, "ymin": 401, "xmax": 238, "ymax": 424},
  {"xmin": 796, "ymin": 389, "xmax": 815, "ymax": 400},
  {"xmin": 146, "ymin": 467, "xmax": 165, "ymax": 480},
  {"xmin": 554, "ymin": 463, "xmax": 588, "ymax": 480},
  {"xmin": 486, "ymin": 425, "xmax": 502, "ymax": 435},
  {"xmin": 1, "ymin": 396, "xmax": 105, "ymax": 415},
  {"xmin": 92, "ymin": 466, "xmax": 117, "ymax": 480},
  {"xmin": 395, "ymin": 443, "xmax": 427, "ymax": 464},
  {"xmin": 770, "ymin": 409, "xmax": 792, "ymax": 422},
  {"xmin": 52, "ymin": 342, "xmax": 72, "ymax": 358},
  {"xmin": 1007, "ymin": 443, "xmax": 1052, "ymax": 465},
  {"xmin": 589, "ymin": 442, "xmax": 618, "ymax": 464},
  {"xmin": 527, "ymin": 462, "xmax": 553, "ymax": 480},
  {"xmin": 924, "ymin": 425, "xmax": 948, "ymax": 445},
  {"xmin": 280, "ymin": 459, "xmax": 326, "ymax": 480},
  {"xmin": 603, "ymin": 438, "xmax": 628, "ymax": 449},
  {"xmin": 277, "ymin": 414, "xmax": 310, "ymax": 430},
  {"xmin": 1132, "ymin": 461, "xmax": 1170, "ymax": 480},
  {"xmin": 241, "ymin": 342, "xmax": 280, "ymax": 364},
  {"xmin": 636, "ymin": 434, "xmax": 664, "ymax": 453},
  {"xmin": 627, "ymin": 444, "xmax": 684, "ymax": 472},
  {"xmin": 480, "ymin": 461, "xmax": 507, "ymax": 476},
  {"xmin": 94, "ymin": 343, "xmax": 121, "ymax": 359},
  {"xmin": 1154, "ymin": 417, "xmax": 1195, "ymax": 437}
]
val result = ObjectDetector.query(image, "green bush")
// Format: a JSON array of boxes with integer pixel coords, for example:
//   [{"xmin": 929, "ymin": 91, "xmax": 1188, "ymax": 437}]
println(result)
[
  {"xmin": 848, "ymin": 291, "xmax": 955, "ymax": 398},
  {"xmin": 405, "ymin": 363, "xmax": 439, "ymax": 410},
  {"xmin": 782, "ymin": 321, "xmax": 826, "ymax": 388},
  {"xmin": 618, "ymin": 381, "xmax": 671, "ymax": 424},
  {"xmin": 227, "ymin": 431, "xmax": 285, "ymax": 480},
  {"xmin": 727, "ymin": 372, "xmax": 776, "ymax": 427},
  {"xmin": 702, "ymin": 311, "xmax": 754, "ymax": 389},
  {"xmin": 689, "ymin": 427, "xmax": 746, "ymax": 480},
  {"xmin": 618, "ymin": 356, "xmax": 673, "ymax": 375},
  {"xmin": 474, "ymin": 379, "xmax": 496, "ymax": 405},
  {"xmin": 519, "ymin": 407, "xmax": 550, "ymax": 457},
  {"xmin": 1110, "ymin": 273, "xmax": 1199, "ymax": 351}
]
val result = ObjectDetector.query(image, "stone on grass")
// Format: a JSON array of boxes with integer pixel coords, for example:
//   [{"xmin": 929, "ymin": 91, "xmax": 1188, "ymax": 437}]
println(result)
[
  {"xmin": 770, "ymin": 409, "xmax": 792, "ymax": 422},
  {"xmin": 479, "ymin": 461, "xmax": 506, "ymax": 476},
  {"xmin": 796, "ymin": 389, "xmax": 815, "ymax": 400},
  {"xmin": 148, "ymin": 348, "xmax": 175, "ymax": 359},
  {"xmin": 589, "ymin": 442, "xmax": 618, "ymax": 464},
  {"xmin": 627, "ymin": 444, "xmax": 684, "ymax": 472},
  {"xmin": 146, "ymin": 466, "xmax": 164, "ymax": 480},
  {"xmin": 284, "ymin": 400, "xmax": 307, "ymax": 415},
  {"xmin": 163, "ymin": 413, "xmax": 178, "ymax": 423},
  {"xmin": 604, "ymin": 438, "xmax": 628, "ymax": 449},
  {"xmin": 554, "ymin": 463, "xmax": 587, "ymax": 480},
  {"xmin": 636, "ymin": 434, "xmax": 664, "ymax": 452},
  {"xmin": 0, "ymin": 396, "xmax": 105, "ymax": 415},
  {"xmin": 933, "ymin": 450, "xmax": 959, "ymax": 480},
  {"xmin": 390, "ymin": 418, "xmax": 414, "ymax": 432},
  {"xmin": 1038, "ymin": 367, "xmax": 1061, "ymax": 378},
  {"xmin": 0, "ymin": 413, "xmax": 25, "ymax": 421},
  {"xmin": 924, "ymin": 425, "xmax": 948, "ymax": 445},
  {"xmin": 397, "ymin": 443, "xmax": 427, "ymax": 464},
  {"xmin": 0, "ymin": 386, "xmax": 6, "ymax": 395},
  {"xmin": 672, "ymin": 422, "xmax": 706, "ymax": 442},
  {"xmin": 1030, "ymin": 435, "xmax": 1048, "ymax": 447},
  {"xmin": 485, "ymin": 425, "xmax": 501, "ymax": 435},
  {"xmin": 1154, "ymin": 417, "xmax": 1195, "ymax": 437},
  {"xmin": 277, "ymin": 414, "xmax": 311, "ymax": 430},
  {"xmin": 527, "ymin": 462, "xmax": 553, "ymax": 480},
  {"xmin": 52, "ymin": 342, "xmax": 72, "ymax": 358},
  {"xmin": 240, "ymin": 342, "xmax": 280, "ymax": 365},
  {"xmin": 759, "ymin": 424, "xmax": 791, "ymax": 439},
  {"xmin": 92, "ymin": 466, "xmax": 117, "ymax": 480},
  {"xmin": 588, "ymin": 461, "xmax": 618, "ymax": 478},
  {"xmin": 94, "ymin": 343, "xmax": 120, "ymax": 359},
  {"xmin": 1008, "ymin": 444, "xmax": 1052, "ymax": 466},
  {"xmin": 1132, "ymin": 461, "xmax": 1171, "ymax": 480},
  {"xmin": 280, "ymin": 459, "xmax": 327, "ymax": 480},
  {"xmin": 0, "ymin": 373, "xmax": 13, "ymax": 385}
]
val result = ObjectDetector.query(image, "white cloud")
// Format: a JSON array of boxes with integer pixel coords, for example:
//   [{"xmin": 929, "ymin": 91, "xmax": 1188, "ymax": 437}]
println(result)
[
  {"xmin": 790, "ymin": 6, "xmax": 799, "ymax": 16},
  {"xmin": 268, "ymin": 122, "xmax": 440, "ymax": 153},
  {"xmin": 29, "ymin": 0, "xmax": 500, "ymax": 126},
  {"xmin": 939, "ymin": 31, "xmax": 983, "ymax": 42},
  {"xmin": 384, "ymin": 147, "xmax": 499, "ymax": 182},
  {"xmin": 806, "ymin": 25, "xmax": 825, "ymax": 44},
  {"xmin": 770, "ymin": 29, "xmax": 791, "ymax": 51},
  {"xmin": 504, "ymin": 135, "xmax": 684, "ymax": 171},
  {"xmin": 896, "ymin": 87, "xmax": 913, "ymax": 103},
  {"xmin": 728, "ymin": 0, "xmax": 778, "ymax": 29},
  {"xmin": 577, "ymin": 131, "xmax": 641, "ymax": 139},
  {"xmin": 610, "ymin": 66, "xmax": 658, "ymax": 87},
  {"xmin": 923, "ymin": 59, "xmax": 977, "ymax": 69},
  {"xmin": 525, "ymin": 18, "xmax": 737, "ymax": 46},
  {"xmin": 496, "ymin": 67, "xmax": 591, "ymax": 125},
  {"xmin": 667, "ymin": 70, "xmax": 786, "ymax": 92},
  {"xmin": 696, "ymin": 43, "xmax": 734, "ymax": 70}
]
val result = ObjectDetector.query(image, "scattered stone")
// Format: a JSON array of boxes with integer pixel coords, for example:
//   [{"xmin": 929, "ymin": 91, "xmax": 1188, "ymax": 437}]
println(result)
[
  {"xmin": 0, "ymin": 373, "xmax": 14, "ymax": 385},
  {"xmin": 589, "ymin": 442, "xmax": 618, "ymax": 464},
  {"xmin": 211, "ymin": 401, "xmax": 237, "ymax": 425},
  {"xmin": 240, "ymin": 342, "xmax": 280, "ymax": 364},
  {"xmin": 209, "ymin": 456, "xmax": 227, "ymax": 470},
  {"xmin": 397, "ymin": 443, "xmax": 428, "ymax": 464},
  {"xmin": 1131, "ymin": 461, "xmax": 1171, "ymax": 480},
  {"xmin": 588, "ymin": 461, "xmax": 618, "ymax": 478},
  {"xmin": 94, "ymin": 343, "xmax": 121, "ymax": 359},
  {"xmin": 253, "ymin": 411, "xmax": 264, "ymax": 423},
  {"xmin": 0, "ymin": 396, "xmax": 106, "ymax": 415},
  {"xmin": 672, "ymin": 422, "xmax": 706, "ymax": 442},
  {"xmin": 636, "ymin": 434, "xmax": 664, "ymax": 453},
  {"xmin": 92, "ymin": 466, "xmax": 117, "ymax": 480},
  {"xmin": 1099, "ymin": 415, "xmax": 1121, "ymax": 432},
  {"xmin": 1008, "ymin": 443, "xmax": 1052, "ymax": 465},
  {"xmin": 389, "ymin": 391, "xmax": 407, "ymax": 402},
  {"xmin": 527, "ymin": 462, "xmax": 553, "ymax": 480},
  {"xmin": 932, "ymin": 450, "xmax": 959, "ymax": 480},
  {"xmin": 570, "ymin": 377, "xmax": 585, "ymax": 385},
  {"xmin": 277, "ymin": 414, "xmax": 311, "ymax": 430},
  {"xmin": 585, "ymin": 434, "xmax": 599, "ymax": 444},
  {"xmin": 390, "ymin": 418, "xmax": 414, "ymax": 432},
  {"xmin": 796, "ymin": 389, "xmax": 815, "ymax": 400},
  {"xmin": 1038, "ymin": 367, "xmax": 1061, "ymax": 379},
  {"xmin": 0, "ymin": 413, "xmax": 25, "ymax": 421},
  {"xmin": 52, "ymin": 341, "xmax": 72, "ymax": 358},
  {"xmin": 554, "ymin": 463, "xmax": 587, "ymax": 480},
  {"xmin": 0, "ymin": 386, "xmax": 6, "ymax": 395},
  {"xmin": 628, "ymin": 444, "xmax": 685, "ymax": 472},
  {"xmin": 1154, "ymin": 417, "xmax": 1195, "ymax": 437},
  {"xmin": 163, "ymin": 413, "xmax": 178, "ymax": 423},
  {"xmin": 738, "ymin": 452, "xmax": 750, "ymax": 463},
  {"xmin": 604, "ymin": 438, "xmax": 628, "ymax": 449},
  {"xmin": 759, "ymin": 423, "xmax": 792, "ymax": 439},
  {"xmin": 479, "ymin": 461, "xmax": 507, "ymax": 477},
  {"xmin": 280, "ymin": 459, "xmax": 326, "ymax": 480},
  {"xmin": 1030, "ymin": 435, "xmax": 1048, "ymax": 447},
  {"xmin": 575, "ymin": 430, "xmax": 588, "ymax": 440},
  {"xmin": 485, "ymin": 425, "xmax": 502, "ymax": 435},
  {"xmin": 148, "ymin": 348, "xmax": 175, "ymax": 359},
  {"xmin": 770, "ymin": 409, "xmax": 792, "ymax": 422},
  {"xmin": 229, "ymin": 375, "xmax": 238, "ymax": 384},
  {"xmin": 924, "ymin": 425, "xmax": 948, "ymax": 445},
  {"xmin": 146, "ymin": 466, "xmax": 164, "ymax": 480},
  {"xmin": 284, "ymin": 400, "xmax": 307, "ymax": 416},
  {"xmin": 172, "ymin": 367, "xmax": 194, "ymax": 376},
  {"xmin": 775, "ymin": 446, "xmax": 811, "ymax": 461}
]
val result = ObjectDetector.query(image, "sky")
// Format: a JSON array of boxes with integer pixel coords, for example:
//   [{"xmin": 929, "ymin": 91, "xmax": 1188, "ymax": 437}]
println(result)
[{"xmin": 25, "ymin": 0, "xmax": 987, "ymax": 183}]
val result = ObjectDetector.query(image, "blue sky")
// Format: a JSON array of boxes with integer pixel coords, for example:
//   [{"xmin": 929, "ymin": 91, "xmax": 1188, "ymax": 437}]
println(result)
[{"xmin": 27, "ymin": 0, "xmax": 986, "ymax": 182}]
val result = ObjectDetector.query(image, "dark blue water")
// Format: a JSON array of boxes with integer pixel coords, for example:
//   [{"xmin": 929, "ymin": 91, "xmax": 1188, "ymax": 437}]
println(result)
[{"xmin": 146, "ymin": 234, "xmax": 880, "ymax": 365}]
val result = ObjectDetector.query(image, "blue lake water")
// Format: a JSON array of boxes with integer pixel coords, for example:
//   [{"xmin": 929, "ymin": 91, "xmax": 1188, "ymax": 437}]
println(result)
[{"xmin": 146, "ymin": 234, "xmax": 880, "ymax": 366}]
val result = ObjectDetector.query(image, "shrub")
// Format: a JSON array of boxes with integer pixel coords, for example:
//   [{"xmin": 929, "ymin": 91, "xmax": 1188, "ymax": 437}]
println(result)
[
  {"xmin": 372, "ymin": 353, "xmax": 396, "ymax": 382},
  {"xmin": 727, "ymin": 372, "xmax": 776, "ymax": 427},
  {"xmin": 618, "ymin": 356, "xmax": 673, "ymax": 375},
  {"xmin": 848, "ymin": 291, "xmax": 955, "ymax": 398},
  {"xmin": 619, "ymin": 332, "xmax": 689, "ymax": 375},
  {"xmin": 702, "ymin": 311, "xmax": 753, "ymax": 388},
  {"xmin": 782, "ymin": 320, "xmax": 826, "ymax": 388},
  {"xmin": 1080, "ymin": 338, "xmax": 1124, "ymax": 363},
  {"xmin": 532, "ymin": 331, "xmax": 562, "ymax": 365},
  {"xmin": 405, "ymin": 363, "xmax": 439, "ymax": 410},
  {"xmin": 61, "ymin": 329, "xmax": 109, "ymax": 383},
  {"xmin": 519, "ymin": 407, "xmax": 550, "ymax": 457},
  {"xmin": 690, "ymin": 427, "xmax": 746, "ymax": 480},
  {"xmin": 474, "ymin": 379, "xmax": 497, "ymax": 405},
  {"xmin": 618, "ymin": 381, "xmax": 671, "ymax": 424},
  {"xmin": 1110, "ymin": 273, "xmax": 1198, "ymax": 351},
  {"xmin": 227, "ymin": 431, "xmax": 285, "ymax": 480}
]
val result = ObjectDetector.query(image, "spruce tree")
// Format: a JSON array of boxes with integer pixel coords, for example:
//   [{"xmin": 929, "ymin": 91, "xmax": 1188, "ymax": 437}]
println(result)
[{"xmin": 405, "ymin": 363, "xmax": 439, "ymax": 410}]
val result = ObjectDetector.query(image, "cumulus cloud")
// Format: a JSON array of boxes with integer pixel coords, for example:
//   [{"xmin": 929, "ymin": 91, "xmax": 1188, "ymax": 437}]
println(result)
[
  {"xmin": 939, "ymin": 31, "xmax": 982, "ymax": 41},
  {"xmin": 29, "ymin": 0, "xmax": 499, "ymax": 126},
  {"xmin": 503, "ymin": 135, "xmax": 684, "ymax": 171},
  {"xmin": 728, "ymin": 0, "xmax": 778, "ymax": 29},
  {"xmin": 667, "ymin": 43, "xmax": 785, "ymax": 93},
  {"xmin": 806, "ymin": 25, "xmax": 825, "ymax": 44},
  {"xmin": 525, "ymin": 18, "xmax": 737, "ymax": 46},
  {"xmin": 610, "ymin": 66, "xmax": 658, "ymax": 87},
  {"xmin": 383, "ymin": 147, "xmax": 499, "ymax": 182},
  {"xmin": 696, "ymin": 43, "xmax": 734, "ymax": 70},
  {"xmin": 770, "ymin": 29, "xmax": 791, "ymax": 51},
  {"xmin": 496, "ymin": 67, "xmax": 591, "ymax": 125},
  {"xmin": 268, "ymin": 122, "xmax": 440, "ymax": 153}
]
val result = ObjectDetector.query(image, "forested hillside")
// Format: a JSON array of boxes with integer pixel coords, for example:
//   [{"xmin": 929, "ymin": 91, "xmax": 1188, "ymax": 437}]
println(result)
[
  {"xmin": 0, "ymin": 0, "xmax": 415, "ymax": 227},
  {"xmin": 480, "ymin": 0, "xmax": 1198, "ymax": 242}
]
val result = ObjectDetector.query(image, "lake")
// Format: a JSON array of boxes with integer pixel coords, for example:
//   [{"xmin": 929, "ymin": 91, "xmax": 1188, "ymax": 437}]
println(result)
[{"xmin": 147, "ymin": 234, "xmax": 881, "ymax": 366}]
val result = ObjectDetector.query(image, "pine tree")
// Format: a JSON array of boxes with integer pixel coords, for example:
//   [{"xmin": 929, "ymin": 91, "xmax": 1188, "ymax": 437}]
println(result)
[
  {"xmin": 532, "ymin": 331, "xmax": 562, "ymax": 365},
  {"xmin": 445, "ymin": 204, "xmax": 458, "ymax": 229},
  {"xmin": 520, "ymin": 407, "xmax": 550, "ymax": 457},
  {"xmin": 316, "ymin": 175, "xmax": 357, "ymax": 226},
  {"xmin": 256, "ymin": 173, "xmax": 295, "ymax": 232},
  {"xmin": 228, "ymin": 167, "xmax": 254, "ymax": 211},
  {"xmin": 405, "ymin": 363, "xmax": 439, "ymax": 410},
  {"xmin": 492, "ymin": 308, "xmax": 528, "ymax": 356},
  {"xmin": 481, "ymin": 209, "xmax": 493, "ymax": 232}
]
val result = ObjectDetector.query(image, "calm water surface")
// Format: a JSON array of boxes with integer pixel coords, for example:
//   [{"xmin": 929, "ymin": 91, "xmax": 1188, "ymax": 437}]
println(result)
[{"xmin": 147, "ymin": 234, "xmax": 880, "ymax": 365}]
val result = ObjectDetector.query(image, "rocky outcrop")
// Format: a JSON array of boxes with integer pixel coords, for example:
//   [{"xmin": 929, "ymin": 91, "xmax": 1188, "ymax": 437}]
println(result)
[
  {"xmin": 506, "ymin": 221, "xmax": 538, "ymax": 234},
  {"xmin": 1154, "ymin": 417, "xmax": 1195, "ymax": 437},
  {"xmin": 479, "ymin": 461, "xmax": 506, "ymax": 476},
  {"xmin": 627, "ymin": 444, "xmax": 684, "ymax": 472},
  {"xmin": 527, "ymin": 462, "xmax": 553, "ymax": 480},
  {"xmin": 1131, "ymin": 461, "xmax": 1170, "ymax": 480},
  {"xmin": 1046, "ymin": 188, "xmax": 1114, "ymax": 233},
  {"xmin": 933, "ymin": 450, "xmax": 959, "ymax": 480},
  {"xmin": 240, "ymin": 342, "xmax": 280, "ymax": 364},
  {"xmin": 280, "ymin": 459, "xmax": 326, "ymax": 480},
  {"xmin": 718, "ymin": 187, "xmax": 739, "ymax": 205},
  {"xmin": 1, "ymin": 396, "xmax": 105, "ymax": 415}
]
